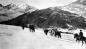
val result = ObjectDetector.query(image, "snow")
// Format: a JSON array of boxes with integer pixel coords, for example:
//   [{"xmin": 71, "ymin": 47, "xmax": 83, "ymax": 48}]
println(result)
[
  {"xmin": 57, "ymin": 28, "xmax": 86, "ymax": 37},
  {"xmin": 0, "ymin": 24, "xmax": 86, "ymax": 49}
]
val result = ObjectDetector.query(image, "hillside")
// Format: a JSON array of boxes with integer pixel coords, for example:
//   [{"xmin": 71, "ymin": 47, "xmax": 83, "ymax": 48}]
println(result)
[{"xmin": 0, "ymin": 7, "xmax": 86, "ymax": 29}]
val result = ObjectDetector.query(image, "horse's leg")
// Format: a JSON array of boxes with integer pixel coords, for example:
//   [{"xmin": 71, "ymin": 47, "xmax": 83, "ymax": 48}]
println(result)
[
  {"xmin": 58, "ymin": 35, "xmax": 60, "ymax": 38},
  {"xmin": 50, "ymin": 32, "xmax": 53, "ymax": 36},
  {"xmin": 46, "ymin": 32, "xmax": 48, "ymax": 35},
  {"xmin": 59, "ymin": 33, "xmax": 61, "ymax": 38},
  {"xmin": 45, "ymin": 32, "xmax": 47, "ymax": 35},
  {"xmin": 34, "ymin": 29, "xmax": 35, "ymax": 32},
  {"xmin": 57, "ymin": 33, "xmax": 60, "ymax": 38},
  {"xmin": 54, "ymin": 32, "xmax": 56, "ymax": 37},
  {"xmin": 85, "ymin": 40, "xmax": 86, "ymax": 44},
  {"xmin": 31, "ymin": 29, "xmax": 33, "ymax": 32},
  {"xmin": 32, "ymin": 29, "xmax": 34, "ymax": 32},
  {"xmin": 83, "ymin": 38, "xmax": 86, "ymax": 44},
  {"xmin": 30, "ymin": 29, "xmax": 33, "ymax": 32},
  {"xmin": 33, "ymin": 29, "xmax": 35, "ymax": 32},
  {"xmin": 22, "ymin": 26, "xmax": 24, "ymax": 30},
  {"xmin": 82, "ymin": 40, "xmax": 84, "ymax": 45},
  {"xmin": 29, "ymin": 28, "xmax": 32, "ymax": 32},
  {"xmin": 60, "ymin": 35, "xmax": 61, "ymax": 38},
  {"xmin": 31, "ymin": 29, "xmax": 34, "ymax": 32},
  {"xmin": 76, "ymin": 38, "xmax": 78, "ymax": 42},
  {"xmin": 76, "ymin": 38, "xmax": 80, "ymax": 43},
  {"xmin": 76, "ymin": 39, "xmax": 77, "ymax": 42},
  {"xmin": 54, "ymin": 34, "xmax": 57, "ymax": 37}
]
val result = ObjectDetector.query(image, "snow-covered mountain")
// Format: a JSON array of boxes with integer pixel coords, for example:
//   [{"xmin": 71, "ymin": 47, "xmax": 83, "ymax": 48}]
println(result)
[
  {"xmin": 18, "ymin": 4, "xmax": 37, "ymax": 13},
  {"xmin": 1, "ymin": 3, "xmax": 37, "ymax": 13},
  {"xmin": 1, "ymin": 7, "xmax": 86, "ymax": 29},
  {"xmin": 1, "ymin": 2, "xmax": 86, "ymax": 29},
  {"xmin": 0, "ymin": 3, "xmax": 37, "ymax": 22},
  {"xmin": 61, "ymin": 0, "xmax": 86, "ymax": 18}
]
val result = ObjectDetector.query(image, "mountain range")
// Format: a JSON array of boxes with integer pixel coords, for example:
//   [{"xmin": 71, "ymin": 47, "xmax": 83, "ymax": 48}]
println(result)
[
  {"xmin": 0, "ymin": 7, "xmax": 86, "ymax": 29},
  {"xmin": 0, "ymin": 0, "xmax": 86, "ymax": 29}
]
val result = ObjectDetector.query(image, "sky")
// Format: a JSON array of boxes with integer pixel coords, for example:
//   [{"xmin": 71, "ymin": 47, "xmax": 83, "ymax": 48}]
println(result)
[{"xmin": 0, "ymin": 0, "xmax": 77, "ymax": 9}]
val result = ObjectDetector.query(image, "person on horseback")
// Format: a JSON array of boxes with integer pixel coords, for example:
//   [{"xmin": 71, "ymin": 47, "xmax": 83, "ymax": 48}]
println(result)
[
  {"xmin": 79, "ymin": 30, "xmax": 83, "ymax": 38},
  {"xmin": 79, "ymin": 30, "xmax": 84, "ymax": 43},
  {"xmin": 79, "ymin": 30, "xmax": 85, "ymax": 45}
]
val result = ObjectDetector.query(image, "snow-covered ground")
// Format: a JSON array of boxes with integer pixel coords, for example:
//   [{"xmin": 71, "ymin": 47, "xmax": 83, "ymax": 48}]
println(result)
[
  {"xmin": 0, "ymin": 24, "xmax": 86, "ymax": 49},
  {"xmin": 58, "ymin": 28, "xmax": 86, "ymax": 37}
]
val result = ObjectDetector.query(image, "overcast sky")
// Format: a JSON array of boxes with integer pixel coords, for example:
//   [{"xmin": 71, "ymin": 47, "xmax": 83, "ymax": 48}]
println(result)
[{"xmin": 0, "ymin": 0, "xmax": 77, "ymax": 9}]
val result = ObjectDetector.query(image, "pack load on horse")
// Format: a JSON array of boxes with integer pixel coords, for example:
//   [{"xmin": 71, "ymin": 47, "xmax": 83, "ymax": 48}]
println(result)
[{"xmin": 43, "ymin": 27, "xmax": 62, "ymax": 38}]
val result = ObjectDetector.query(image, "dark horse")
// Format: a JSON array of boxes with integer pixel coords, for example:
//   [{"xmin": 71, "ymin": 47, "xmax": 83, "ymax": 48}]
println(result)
[
  {"xmin": 22, "ymin": 23, "xmax": 26, "ymax": 29},
  {"xmin": 53, "ymin": 29, "xmax": 61, "ymax": 38},
  {"xmin": 28, "ymin": 24, "xmax": 35, "ymax": 32},
  {"xmin": 74, "ymin": 33, "xmax": 86, "ymax": 45},
  {"xmin": 48, "ymin": 28, "xmax": 61, "ymax": 38},
  {"xmin": 74, "ymin": 33, "xmax": 80, "ymax": 42},
  {"xmin": 55, "ymin": 31, "xmax": 61, "ymax": 38}
]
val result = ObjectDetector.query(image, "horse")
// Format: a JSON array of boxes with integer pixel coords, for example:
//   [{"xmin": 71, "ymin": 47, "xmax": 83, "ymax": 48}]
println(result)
[
  {"xmin": 74, "ymin": 33, "xmax": 86, "ymax": 45},
  {"xmin": 21, "ymin": 23, "xmax": 26, "ymax": 30},
  {"xmin": 55, "ymin": 31, "xmax": 61, "ymax": 38},
  {"xmin": 51, "ymin": 28, "xmax": 61, "ymax": 38},
  {"xmin": 43, "ymin": 28, "xmax": 55, "ymax": 36},
  {"xmin": 74, "ymin": 33, "xmax": 81, "ymax": 42},
  {"xmin": 28, "ymin": 24, "xmax": 35, "ymax": 32}
]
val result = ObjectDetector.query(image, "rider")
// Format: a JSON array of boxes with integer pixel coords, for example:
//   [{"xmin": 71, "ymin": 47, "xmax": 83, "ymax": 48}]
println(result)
[{"xmin": 79, "ymin": 30, "xmax": 83, "ymax": 38}]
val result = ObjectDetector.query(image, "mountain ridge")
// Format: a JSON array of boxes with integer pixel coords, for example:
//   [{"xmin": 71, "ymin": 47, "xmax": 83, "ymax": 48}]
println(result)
[
  {"xmin": 61, "ymin": 0, "xmax": 86, "ymax": 18},
  {"xmin": 0, "ymin": 8, "xmax": 86, "ymax": 29}
]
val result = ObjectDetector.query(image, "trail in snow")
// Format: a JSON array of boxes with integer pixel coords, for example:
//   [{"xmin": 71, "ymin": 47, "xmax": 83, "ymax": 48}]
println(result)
[{"xmin": 0, "ymin": 24, "xmax": 86, "ymax": 49}]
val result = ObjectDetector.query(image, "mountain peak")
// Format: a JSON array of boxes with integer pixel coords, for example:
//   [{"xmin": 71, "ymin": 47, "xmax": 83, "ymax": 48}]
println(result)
[
  {"xmin": 18, "ymin": 4, "xmax": 29, "ymax": 9},
  {"xmin": 18, "ymin": 4, "xmax": 38, "ymax": 13}
]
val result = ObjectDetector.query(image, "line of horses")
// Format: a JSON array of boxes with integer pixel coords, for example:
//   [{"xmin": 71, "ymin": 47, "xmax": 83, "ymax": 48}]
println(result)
[
  {"xmin": 22, "ymin": 24, "xmax": 61, "ymax": 38},
  {"xmin": 44, "ymin": 28, "xmax": 86, "ymax": 45},
  {"xmin": 21, "ymin": 24, "xmax": 86, "ymax": 45}
]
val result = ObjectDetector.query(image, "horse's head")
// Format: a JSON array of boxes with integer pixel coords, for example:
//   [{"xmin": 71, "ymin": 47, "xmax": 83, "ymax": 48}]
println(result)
[{"xmin": 74, "ymin": 33, "xmax": 79, "ymax": 38}]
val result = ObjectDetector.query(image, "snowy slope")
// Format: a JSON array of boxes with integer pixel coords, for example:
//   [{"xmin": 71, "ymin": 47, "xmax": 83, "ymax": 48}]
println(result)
[{"xmin": 0, "ymin": 24, "xmax": 86, "ymax": 49}]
